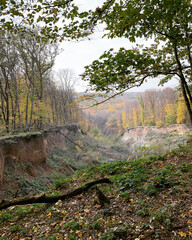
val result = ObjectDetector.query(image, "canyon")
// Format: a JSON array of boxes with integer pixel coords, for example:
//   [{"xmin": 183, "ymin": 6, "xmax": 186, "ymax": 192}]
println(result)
[{"xmin": 0, "ymin": 124, "xmax": 191, "ymax": 199}]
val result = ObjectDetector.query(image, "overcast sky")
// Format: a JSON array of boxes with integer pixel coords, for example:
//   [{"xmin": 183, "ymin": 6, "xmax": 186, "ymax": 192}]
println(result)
[{"xmin": 54, "ymin": 0, "xmax": 179, "ymax": 92}]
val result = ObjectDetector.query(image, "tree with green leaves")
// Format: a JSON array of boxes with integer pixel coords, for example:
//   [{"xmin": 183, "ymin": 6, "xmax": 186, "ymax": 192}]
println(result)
[
  {"xmin": 0, "ymin": 0, "xmax": 79, "ymax": 41},
  {"xmin": 80, "ymin": 0, "xmax": 192, "ymax": 123},
  {"xmin": 1, "ymin": 0, "xmax": 192, "ymax": 123}
]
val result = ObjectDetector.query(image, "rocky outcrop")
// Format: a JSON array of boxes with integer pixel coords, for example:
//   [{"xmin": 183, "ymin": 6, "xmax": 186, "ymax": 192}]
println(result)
[{"xmin": 0, "ymin": 124, "xmax": 81, "ymax": 185}]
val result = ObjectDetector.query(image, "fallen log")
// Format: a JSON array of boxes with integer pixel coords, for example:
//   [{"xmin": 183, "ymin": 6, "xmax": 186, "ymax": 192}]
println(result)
[{"xmin": 0, "ymin": 178, "xmax": 111, "ymax": 211}]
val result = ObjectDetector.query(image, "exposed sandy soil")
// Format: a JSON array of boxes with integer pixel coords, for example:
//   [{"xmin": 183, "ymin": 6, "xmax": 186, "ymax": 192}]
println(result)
[{"xmin": 121, "ymin": 124, "xmax": 191, "ymax": 153}]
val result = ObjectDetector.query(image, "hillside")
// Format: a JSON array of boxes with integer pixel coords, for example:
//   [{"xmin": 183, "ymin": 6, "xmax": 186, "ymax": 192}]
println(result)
[
  {"xmin": 120, "ymin": 124, "xmax": 191, "ymax": 159},
  {"xmin": 0, "ymin": 141, "xmax": 192, "ymax": 239},
  {"xmin": 0, "ymin": 125, "xmax": 129, "ymax": 200}
]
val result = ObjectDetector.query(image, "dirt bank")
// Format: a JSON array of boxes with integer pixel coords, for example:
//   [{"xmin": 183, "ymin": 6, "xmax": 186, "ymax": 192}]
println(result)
[
  {"xmin": 0, "ymin": 125, "xmax": 81, "ymax": 186},
  {"xmin": 120, "ymin": 124, "xmax": 191, "ymax": 152}
]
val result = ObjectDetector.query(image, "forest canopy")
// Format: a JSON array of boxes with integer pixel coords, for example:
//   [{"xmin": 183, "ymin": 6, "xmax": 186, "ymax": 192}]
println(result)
[{"xmin": 1, "ymin": 0, "xmax": 192, "ymax": 123}]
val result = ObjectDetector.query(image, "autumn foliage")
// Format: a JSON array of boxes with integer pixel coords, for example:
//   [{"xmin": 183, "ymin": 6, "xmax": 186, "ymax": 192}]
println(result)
[
  {"xmin": 0, "ymin": 31, "xmax": 81, "ymax": 134},
  {"xmin": 83, "ymin": 88, "xmax": 188, "ymax": 136}
]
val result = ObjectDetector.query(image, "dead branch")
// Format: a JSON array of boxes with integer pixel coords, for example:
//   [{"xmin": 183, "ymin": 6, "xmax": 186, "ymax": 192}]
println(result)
[
  {"xmin": 0, "ymin": 178, "xmax": 111, "ymax": 211},
  {"xmin": 57, "ymin": 129, "xmax": 83, "ymax": 149}
]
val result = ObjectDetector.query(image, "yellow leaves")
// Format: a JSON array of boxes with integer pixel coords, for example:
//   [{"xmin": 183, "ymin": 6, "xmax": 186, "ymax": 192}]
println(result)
[
  {"xmin": 133, "ymin": 109, "xmax": 138, "ymax": 126},
  {"xmin": 53, "ymin": 8, "xmax": 58, "ymax": 15},
  {"xmin": 106, "ymin": 106, "xmax": 116, "ymax": 113},
  {"xmin": 62, "ymin": 210, "xmax": 67, "ymax": 215},
  {"xmin": 84, "ymin": 208, "xmax": 90, "ymax": 213},
  {"xmin": 178, "ymin": 231, "xmax": 187, "ymax": 237},
  {"xmin": 32, "ymin": 226, "xmax": 38, "ymax": 233},
  {"xmin": 165, "ymin": 102, "xmax": 177, "ymax": 125},
  {"xmin": 76, "ymin": 230, "xmax": 83, "ymax": 238},
  {"xmin": 156, "ymin": 120, "xmax": 164, "ymax": 127},
  {"xmin": 47, "ymin": 212, "xmax": 51, "ymax": 218},
  {"xmin": 76, "ymin": 95, "xmax": 87, "ymax": 103},
  {"xmin": 75, "ymin": 146, "xmax": 81, "ymax": 152},
  {"xmin": 177, "ymin": 97, "xmax": 187, "ymax": 124},
  {"xmin": 122, "ymin": 110, "xmax": 128, "ymax": 130}
]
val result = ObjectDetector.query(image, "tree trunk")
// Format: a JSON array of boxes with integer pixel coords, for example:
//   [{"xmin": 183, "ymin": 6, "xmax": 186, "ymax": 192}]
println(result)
[{"xmin": 173, "ymin": 43, "xmax": 192, "ymax": 124}]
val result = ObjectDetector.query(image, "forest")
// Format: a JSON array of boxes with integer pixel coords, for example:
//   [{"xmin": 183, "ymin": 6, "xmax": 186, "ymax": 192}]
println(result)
[
  {"xmin": 0, "ymin": 30, "xmax": 189, "ymax": 137},
  {"xmin": 0, "ymin": 0, "xmax": 191, "ymax": 136},
  {"xmin": 0, "ymin": 31, "xmax": 83, "ymax": 134},
  {"xmin": 81, "ymin": 87, "xmax": 189, "ymax": 136},
  {"xmin": 0, "ymin": 1, "xmax": 192, "ymax": 239},
  {"xmin": 0, "ymin": 31, "xmax": 188, "ymax": 138}
]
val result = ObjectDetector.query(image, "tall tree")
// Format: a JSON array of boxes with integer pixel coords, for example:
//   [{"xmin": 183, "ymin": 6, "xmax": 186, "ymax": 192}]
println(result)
[
  {"xmin": 144, "ymin": 90, "xmax": 158, "ymax": 126},
  {"xmin": 56, "ymin": 69, "xmax": 77, "ymax": 123},
  {"xmin": 177, "ymin": 97, "xmax": 187, "ymax": 124},
  {"xmin": 0, "ymin": 34, "xmax": 21, "ymax": 132},
  {"xmin": 80, "ymin": 0, "xmax": 192, "ymax": 124},
  {"xmin": 0, "ymin": 31, "xmax": 80, "ymax": 132},
  {"xmin": 137, "ymin": 96, "xmax": 145, "ymax": 126},
  {"xmin": 14, "ymin": 30, "xmax": 58, "ymax": 130},
  {"xmin": 1, "ymin": 0, "xmax": 192, "ymax": 123}
]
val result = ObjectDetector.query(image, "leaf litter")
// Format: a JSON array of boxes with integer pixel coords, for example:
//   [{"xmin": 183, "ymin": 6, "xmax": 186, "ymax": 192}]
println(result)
[{"xmin": 1, "ymin": 144, "xmax": 192, "ymax": 239}]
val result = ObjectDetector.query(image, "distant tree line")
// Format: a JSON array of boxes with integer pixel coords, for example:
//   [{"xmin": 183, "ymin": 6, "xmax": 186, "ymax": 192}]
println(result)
[
  {"xmin": 0, "ymin": 0, "xmax": 191, "ymax": 128},
  {"xmin": 84, "ymin": 88, "xmax": 189, "ymax": 136},
  {"xmin": 0, "ymin": 30, "xmax": 81, "ymax": 133}
]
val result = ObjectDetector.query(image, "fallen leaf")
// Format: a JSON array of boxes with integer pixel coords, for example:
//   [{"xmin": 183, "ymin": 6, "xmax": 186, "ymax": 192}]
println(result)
[
  {"xmin": 179, "ymin": 231, "xmax": 187, "ymax": 237},
  {"xmin": 47, "ymin": 212, "xmax": 51, "ymax": 218},
  {"xmin": 95, "ymin": 204, "xmax": 102, "ymax": 208}
]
